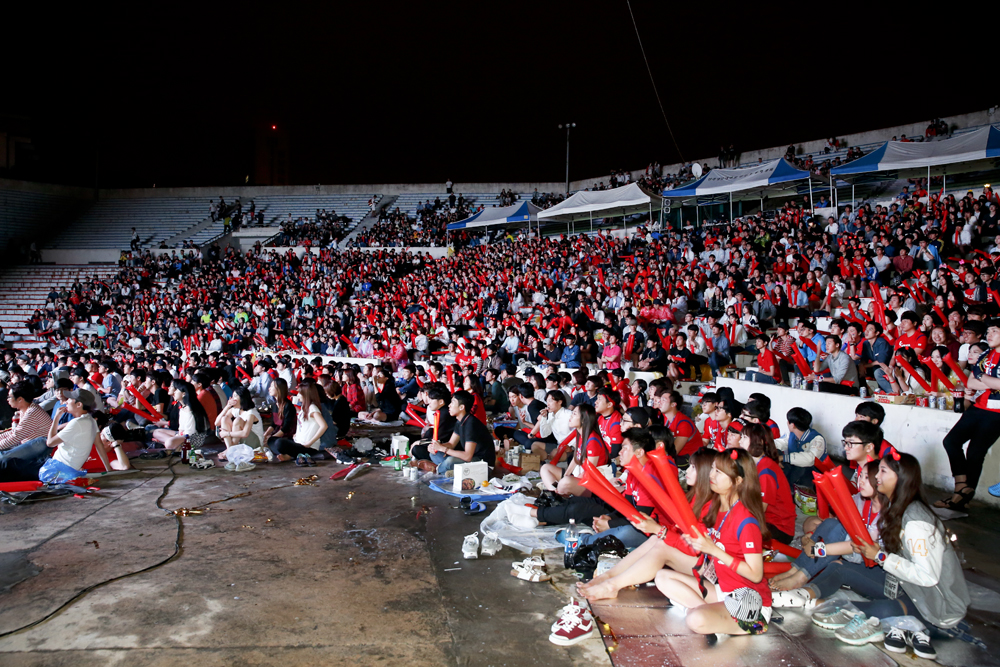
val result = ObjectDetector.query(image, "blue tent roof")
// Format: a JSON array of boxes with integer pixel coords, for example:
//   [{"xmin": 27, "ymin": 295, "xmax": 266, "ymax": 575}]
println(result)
[
  {"xmin": 832, "ymin": 125, "xmax": 1000, "ymax": 175},
  {"xmin": 662, "ymin": 158, "xmax": 810, "ymax": 198},
  {"xmin": 446, "ymin": 200, "xmax": 541, "ymax": 230}
]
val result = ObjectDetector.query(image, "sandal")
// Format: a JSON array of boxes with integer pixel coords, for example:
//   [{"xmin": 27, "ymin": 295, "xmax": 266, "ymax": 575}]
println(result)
[
  {"xmin": 935, "ymin": 486, "xmax": 975, "ymax": 511},
  {"xmin": 511, "ymin": 562, "xmax": 551, "ymax": 582}
]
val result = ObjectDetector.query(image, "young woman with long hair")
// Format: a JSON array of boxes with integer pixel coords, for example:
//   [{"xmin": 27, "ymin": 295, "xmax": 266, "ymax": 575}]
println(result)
[
  {"xmin": 654, "ymin": 448, "xmax": 773, "ymax": 636},
  {"xmin": 263, "ymin": 378, "xmax": 296, "ymax": 452},
  {"xmin": 738, "ymin": 422, "xmax": 797, "ymax": 543},
  {"xmin": 340, "ymin": 367, "xmax": 366, "ymax": 414},
  {"xmin": 581, "ymin": 447, "xmax": 718, "ymax": 601},
  {"xmin": 151, "ymin": 379, "xmax": 211, "ymax": 450},
  {"xmin": 271, "ymin": 381, "xmax": 329, "ymax": 463},
  {"xmin": 539, "ymin": 403, "xmax": 607, "ymax": 496},
  {"xmin": 216, "ymin": 385, "xmax": 264, "ymax": 462},
  {"xmin": 775, "ymin": 452, "xmax": 969, "ymax": 655}
]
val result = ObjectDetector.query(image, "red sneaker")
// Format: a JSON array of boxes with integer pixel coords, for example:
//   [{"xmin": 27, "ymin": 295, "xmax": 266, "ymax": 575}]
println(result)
[{"xmin": 549, "ymin": 612, "xmax": 596, "ymax": 646}]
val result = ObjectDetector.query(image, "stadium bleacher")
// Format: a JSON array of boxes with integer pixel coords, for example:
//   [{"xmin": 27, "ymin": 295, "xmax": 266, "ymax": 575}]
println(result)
[
  {"xmin": 0, "ymin": 264, "xmax": 119, "ymax": 349},
  {"xmin": 0, "ymin": 188, "xmax": 88, "ymax": 250},
  {"xmin": 45, "ymin": 197, "xmax": 211, "ymax": 250}
]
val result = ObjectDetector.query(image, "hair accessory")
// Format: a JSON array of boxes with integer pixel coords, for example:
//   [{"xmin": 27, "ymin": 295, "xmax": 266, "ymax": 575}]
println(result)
[
  {"xmin": 730, "ymin": 449, "xmax": 739, "ymax": 461},
  {"xmin": 889, "ymin": 446, "xmax": 901, "ymax": 461}
]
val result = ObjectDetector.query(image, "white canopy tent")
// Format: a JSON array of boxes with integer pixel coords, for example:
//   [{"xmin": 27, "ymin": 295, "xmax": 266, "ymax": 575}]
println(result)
[{"xmin": 535, "ymin": 182, "xmax": 665, "ymax": 236}]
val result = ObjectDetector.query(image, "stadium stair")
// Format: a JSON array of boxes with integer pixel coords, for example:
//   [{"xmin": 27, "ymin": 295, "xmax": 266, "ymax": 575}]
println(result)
[{"xmin": 341, "ymin": 194, "xmax": 398, "ymax": 247}]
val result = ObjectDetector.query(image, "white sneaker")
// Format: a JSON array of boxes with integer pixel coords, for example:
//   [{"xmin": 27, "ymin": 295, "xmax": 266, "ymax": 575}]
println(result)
[
  {"xmin": 835, "ymin": 614, "xmax": 884, "ymax": 645},
  {"xmin": 462, "ymin": 532, "xmax": 479, "ymax": 559},
  {"xmin": 480, "ymin": 531, "xmax": 501, "ymax": 557},
  {"xmin": 771, "ymin": 588, "xmax": 815, "ymax": 609}
]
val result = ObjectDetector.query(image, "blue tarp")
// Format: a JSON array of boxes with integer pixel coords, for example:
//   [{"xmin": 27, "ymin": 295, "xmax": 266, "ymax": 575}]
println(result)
[
  {"xmin": 831, "ymin": 125, "xmax": 1000, "ymax": 175},
  {"xmin": 661, "ymin": 158, "xmax": 810, "ymax": 198}
]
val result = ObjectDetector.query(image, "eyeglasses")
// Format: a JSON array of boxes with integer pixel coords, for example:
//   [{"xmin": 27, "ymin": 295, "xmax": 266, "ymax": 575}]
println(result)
[{"xmin": 841, "ymin": 439, "xmax": 866, "ymax": 448}]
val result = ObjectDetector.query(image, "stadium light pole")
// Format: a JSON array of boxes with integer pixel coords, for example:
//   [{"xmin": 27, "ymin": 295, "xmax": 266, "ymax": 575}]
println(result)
[{"xmin": 559, "ymin": 123, "xmax": 576, "ymax": 195}]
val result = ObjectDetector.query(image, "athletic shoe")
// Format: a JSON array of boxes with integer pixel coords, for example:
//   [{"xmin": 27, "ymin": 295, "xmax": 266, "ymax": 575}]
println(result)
[
  {"xmin": 771, "ymin": 588, "xmax": 815, "ymax": 609},
  {"xmin": 551, "ymin": 600, "xmax": 590, "ymax": 632},
  {"xmin": 462, "ymin": 532, "xmax": 479, "ymax": 559},
  {"xmin": 835, "ymin": 614, "xmax": 883, "ymax": 646},
  {"xmin": 549, "ymin": 613, "xmax": 596, "ymax": 646},
  {"xmin": 910, "ymin": 630, "xmax": 937, "ymax": 659},
  {"xmin": 233, "ymin": 461, "xmax": 255, "ymax": 472},
  {"xmin": 480, "ymin": 531, "xmax": 502, "ymax": 557},
  {"xmin": 295, "ymin": 454, "xmax": 311, "ymax": 467},
  {"xmin": 989, "ymin": 482, "xmax": 1000, "ymax": 498},
  {"xmin": 812, "ymin": 607, "xmax": 861, "ymax": 630},
  {"xmin": 882, "ymin": 626, "xmax": 907, "ymax": 653},
  {"xmin": 224, "ymin": 461, "xmax": 237, "ymax": 471}
]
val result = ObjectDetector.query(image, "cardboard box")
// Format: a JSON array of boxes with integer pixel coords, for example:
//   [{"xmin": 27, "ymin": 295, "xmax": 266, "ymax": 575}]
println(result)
[
  {"xmin": 453, "ymin": 461, "xmax": 489, "ymax": 493},
  {"xmin": 517, "ymin": 452, "xmax": 541, "ymax": 472}
]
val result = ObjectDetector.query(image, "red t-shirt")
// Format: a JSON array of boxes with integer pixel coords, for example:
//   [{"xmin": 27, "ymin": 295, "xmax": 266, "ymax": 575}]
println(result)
[
  {"xmin": 598, "ymin": 412, "xmax": 623, "ymax": 454},
  {"xmin": 669, "ymin": 412, "xmax": 704, "ymax": 456},
  {"xmin": 755, "ymin": 456, "xmax": 796, "ymax": 537},
  {"xmin": 703, "ymin": 417, "xmax": 721, "ymax": 449},
  {"xmin": 578, "ymin": 432, "xmax": 610, "ymax": 466},
  {"xmin": 894, "ymin": 330, "xmax": 928, "ymax": 357},
  {"xmin": 624, "ymin": 458, "xmax": 666, "ymax": 517},
  {"xmin": 707, "ymin": 501, "xmax": 771, "ymax": 605},
  {"xmin": 756, "ymin": 349, "xmax": 782, "ymax": 383},
  {"xmin": 766, "ymin": 419, "xmax": 781, "ymax": 441}
]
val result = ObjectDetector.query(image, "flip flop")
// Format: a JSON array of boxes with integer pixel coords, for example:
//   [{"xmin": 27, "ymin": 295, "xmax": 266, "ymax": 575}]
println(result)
[{"xmin": 463, "ymin": 501, "xmax": 486, "ymax": 516}]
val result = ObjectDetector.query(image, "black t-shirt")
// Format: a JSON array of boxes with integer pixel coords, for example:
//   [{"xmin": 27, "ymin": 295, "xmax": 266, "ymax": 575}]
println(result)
[
  {"xmin": 329, "ymin": 395, "xmax": 353, "ymax": 439},
  {"xmin": 456, "ymin": 414, "xmax": 496, "ymax": 465},
  {"xmin": 525, "ymin": 399, "xmax": 546, "ymax": 425},
  {"xmin": 422, "ymin": 407, "xmax": 457, "ymax": 443}
]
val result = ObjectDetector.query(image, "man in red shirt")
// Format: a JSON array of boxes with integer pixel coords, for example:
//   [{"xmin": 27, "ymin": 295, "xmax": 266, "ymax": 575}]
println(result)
[
  {"xmin": 658, "ymin": 389, "xmax": 703, "ymax": 456},
  {"xmin": 746, "ymin": 334, "xmax": 781, "ymax": 385},
  {"xmin": 594, "ymin": 388, "xmax": 624, "ymax": 459},
  {"xmin": 894, "ymin": 310, "xmax": 928, "ymax": 360}
]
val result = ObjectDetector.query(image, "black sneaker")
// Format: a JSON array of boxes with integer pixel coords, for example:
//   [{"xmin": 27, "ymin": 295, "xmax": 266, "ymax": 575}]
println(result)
[
  {"xmin": 883, "ymin": 626, "xmax": 907, "ymax": 653},
  {"xmin": 910, "ymin": 630, "xmax": 937, "ymax": 660}
]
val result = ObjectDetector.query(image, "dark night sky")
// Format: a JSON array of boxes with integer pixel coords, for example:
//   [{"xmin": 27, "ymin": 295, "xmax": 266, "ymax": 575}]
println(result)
[{"xmin": 6, "ymin": 3, "xmax": 996, "ymax": 188}]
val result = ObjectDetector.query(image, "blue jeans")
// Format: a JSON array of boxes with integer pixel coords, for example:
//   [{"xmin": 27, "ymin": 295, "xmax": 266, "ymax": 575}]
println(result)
[
  {"xmin": 790, "ymin": 518, "xmax": 849, "ymax": 578},
  {"xmin": 578, "ymin": 524, "xmax": 647, "ymax": 550},
  {"xmin": 0, "ymin": 436, "xmax": 49, "ymax": 463},
  {"xmin": 430, "ymin": 452, "xmax": 482, "ymax": 474},
  {"xmin": 745, "ymin": 371, "xmax": 778, "ymax": 385},
  {"xmin": 806, "ymin": 559, "xmax": 927, "ymax": 624},
  {"xmin": 874, "ymin": 367, "xmax": 893, "ymax": 393},
  {"xmin": 708, "ymin": 352, "xmax": 729, "ymax": 375}
]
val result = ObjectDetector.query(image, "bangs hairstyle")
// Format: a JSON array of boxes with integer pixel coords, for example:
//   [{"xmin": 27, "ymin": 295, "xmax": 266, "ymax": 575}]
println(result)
[
  {"xmin": 878, "ymin": 451, "xmax": 939, "ymax": 555},
  {"xmin": 705, "ymin": 448, "xmax": 770, "ymax": 544},
  {"xmin": 687, "ymin": 447, "xmax": 719, "ymax": 518}
]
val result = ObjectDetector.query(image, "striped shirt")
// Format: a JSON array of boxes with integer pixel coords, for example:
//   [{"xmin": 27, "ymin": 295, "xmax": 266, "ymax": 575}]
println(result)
[{"xmin": 0, "ymin": 404, "xmax": 53, "ymax": 451}]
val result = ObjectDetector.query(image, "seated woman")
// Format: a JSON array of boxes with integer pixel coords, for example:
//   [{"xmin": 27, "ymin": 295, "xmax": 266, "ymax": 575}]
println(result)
[
  {"xmin": 771, "ymin": 452, "xmax": 969, "ymax": 656},
  {"xmin": 579, "ymin": 447, "xmax": 716, "ymax": 601},
  {"xmin": 654, "ymin": 448, "xmax": 773, "ymax": 636},
  {"xmin": 538, "ymin": 404, "xmax": 609, "ymax": 496},
  {"xmin": 770, "ymin": 459, "xmax": 883, "ymax": 592},
  {"xmin": 151, "ymin": 380, "xmax": 211, "ymax": 450},
  {"xmin": 269, "ymin": 382, "xmax": 329, "ymax": 464},
  {"xmin": 738, "ymin": 422, "xmax": 797, "ymax": 544},
  {"xmin": 358, "ymin": 367, "xmax": 403, "ymax": 423},
  {"xmin": 262, "ymin": 378, "xmax": 296, "ymax": 452},
  {"xmin": 216, "ymin": 386, "xmax": 263, "ymax": 463}
]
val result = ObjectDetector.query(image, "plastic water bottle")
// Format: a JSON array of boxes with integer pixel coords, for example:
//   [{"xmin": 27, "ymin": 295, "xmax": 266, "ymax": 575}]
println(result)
[{"xmin": 563, "ymin": 519, "xmax": 580, "ymax": 569}]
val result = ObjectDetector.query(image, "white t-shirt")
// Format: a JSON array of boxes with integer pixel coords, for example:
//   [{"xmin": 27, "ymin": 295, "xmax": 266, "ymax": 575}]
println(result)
[
  {"xmin": 240, "ymin": 408, "xmax": 264, "ymax": 447},
  {"xmin": 294, "ymin": 404, "xmax": 324, "ymax": 449},
  {"xmin": 53, "ymin": 414, "xmax": 99, "ymax": 470}
]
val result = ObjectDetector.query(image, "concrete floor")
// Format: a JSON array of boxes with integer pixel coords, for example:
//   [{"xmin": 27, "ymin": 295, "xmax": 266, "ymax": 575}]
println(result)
[
  {"xmin": 3, "ymin": 458, "xmax": 1000, "ymax": 667},
  {"xmin": 0, "ymin": 459, "xmax": 609, "ymax": 667}
]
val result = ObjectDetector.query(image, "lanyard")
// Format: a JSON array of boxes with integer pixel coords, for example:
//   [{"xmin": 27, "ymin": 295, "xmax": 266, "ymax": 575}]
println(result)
[{"xmin": 713, "ymin": 500, "xmax": 741, "ymax": 537}]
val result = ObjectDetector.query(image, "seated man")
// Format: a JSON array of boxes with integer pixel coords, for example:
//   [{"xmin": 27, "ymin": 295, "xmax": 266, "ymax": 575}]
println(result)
[
  {"xmin": 409, "ymin": 384, "xmax": 456, "ymax": 463},
  {"xmin": 427, "ymin": 390, "xmax": 496, "ymax": 474},
  {"xmin": 773, "ymin": 407, "xmax": 827, "ymax": 488}
]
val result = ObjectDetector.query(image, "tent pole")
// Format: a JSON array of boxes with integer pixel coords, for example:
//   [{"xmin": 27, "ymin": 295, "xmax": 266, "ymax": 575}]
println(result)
[
  {"xmin": 729, "ymin": 191, "xmax": 733, "ymax": 223},
  {"xmin": 808, "ymin": 178, "xmax": 813, "ymax": 211},
  {"xmin": 852, "ymin": 183, "xmax": 855, "ymax": 208},
  {"xmin": 927, "ymin": 165, "xmax": 930, "ymax": 194},
  {"xmin": 623, "ymin": 208, "xmax": 628, "ymax": 240},
  {"xmin": 590, "ymin": 209, "xmax": 593, "ymax": 234},
  {"xmin": 943, "ymin": 173, "xmax": 947, "ymax": 195}
]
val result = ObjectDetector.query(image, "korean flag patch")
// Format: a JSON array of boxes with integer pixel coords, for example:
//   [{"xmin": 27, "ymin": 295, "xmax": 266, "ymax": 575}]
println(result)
[{"xmin": 745, "ymin": 541, "xmax": 755, "ymax": 549}]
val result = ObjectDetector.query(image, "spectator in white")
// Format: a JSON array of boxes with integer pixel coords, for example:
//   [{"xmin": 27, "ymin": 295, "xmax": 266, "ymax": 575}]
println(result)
[
  {"xmin": 276, "ymin": 358, "xmax": 294, "ymax": 387},
  {"xmin": 808, "ymin": 334, "xmax": 859, "ymax": 394},
  {"xmin": 0, "ymin": 388, "xmax": 102, "ymax": 483},
  {"xmin": 0, "ymin": 381, "xmax": 54, "ymax": 460},
  {"xmin": 824, "ymin": 216, "xmax": 839, "ymax": 235},
  {"xmin": 501, "ymin": 327, "xmax": 520, "ymax": 361},
  {"xmin": 773, "ymin": 407, "xmax": 827, "ymax": 488}
]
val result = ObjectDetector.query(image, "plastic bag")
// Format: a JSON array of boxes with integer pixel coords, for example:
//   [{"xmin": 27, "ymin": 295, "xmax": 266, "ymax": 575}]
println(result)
[
  {"xmin": 226, "ymin": 444, "xmax": 254, "ymax": 466},
  {"xmin": 881, "ymin": 615, "xmax": 927, "ymax": 633},
  {"xmin": 353, "ymin": 437, "xmax": 374, "ymax": 453}
]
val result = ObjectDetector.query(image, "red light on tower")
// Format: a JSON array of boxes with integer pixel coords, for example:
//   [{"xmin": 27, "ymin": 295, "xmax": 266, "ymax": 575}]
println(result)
[{"xmin": 271, "ymin": 125, "xmax": 276, "ymax": 130}]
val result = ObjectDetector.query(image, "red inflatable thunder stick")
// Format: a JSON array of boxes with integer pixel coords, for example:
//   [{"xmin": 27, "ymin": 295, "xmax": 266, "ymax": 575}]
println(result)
[
  {"xmin": 646, "ymin": 448, "xmax": 704, "ymax": 539},
  {"xmin": 623, "ymin": 458, "xmax": 684, "ymax": 530},
  {"xmin": 812, "ymin": 472, "xmax": 831, "ymax": 519},
  {"xmin": 548, "ymin": 431, "xmax": 577, "ymax": 466},
  {"xmin": 579, "ymin": 460, "xmax": 644, "ymax": 524},
  {"xmin": 816, "ymin": 468, "xmax": 875, "ymax": 566}
]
